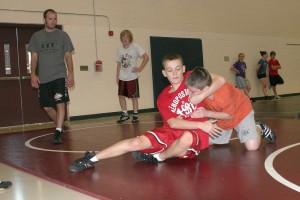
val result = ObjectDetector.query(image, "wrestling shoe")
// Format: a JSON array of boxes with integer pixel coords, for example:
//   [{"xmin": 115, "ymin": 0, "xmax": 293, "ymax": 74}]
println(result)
[
  {"xmin": 256, "ymin": 120, "xmax": 276, "ymax": 143},
  {"xmin": 132, "ymin": 115, "xmax": 139, "ymax": 123},
  {"xmin": 53, "ymin": 130, "xmax": 62, "ymax": 144},
  {"xmin": 275, "ymin": 95, "xmax": 282, "ymax": 100},
  {"xmin": 69, "ymin": 151, "xmax": 97, "ymax": 173},
  {"xmin": 0, "ymin": 181, "xmax": 12, "ymax": 190},
  {"xmin": 132, "ymin": 151, "xmax": 158, "ymax": 163},
  {"xmin": 117, "ymin": 112, "xmax": 130, "ymax": 123}
]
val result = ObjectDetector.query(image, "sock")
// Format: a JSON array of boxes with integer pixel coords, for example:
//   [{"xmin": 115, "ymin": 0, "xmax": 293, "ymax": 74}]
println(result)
[
  {"xmin": 56, "ymin": 128, "xmax": 62, "ymax": 132},
  {"xmin": 90, "ymin": 156, "xmax": 99, "ymax": 162},
  {"xmin": 153, "ymin": 154, "xmax": 165, "ymax": 162},
  {"xmin": 122, "ymin": 111, "xmax": 128, "ymax": 115}
]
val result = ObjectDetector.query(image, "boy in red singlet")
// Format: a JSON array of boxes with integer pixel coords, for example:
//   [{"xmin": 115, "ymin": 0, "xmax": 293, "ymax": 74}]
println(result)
[
  {"xmin": 186, "ymin": 67, "xmax": 276, "ymax": 150},
  {"xmin": 69, "ymin": 53, "xmax": 225, "ymax": 173}
]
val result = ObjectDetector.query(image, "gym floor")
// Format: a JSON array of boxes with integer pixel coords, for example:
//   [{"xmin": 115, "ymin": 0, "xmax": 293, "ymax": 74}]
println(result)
[{"xmin": 0, "ymin": 96, "xmax": 299, "ymax": 200}]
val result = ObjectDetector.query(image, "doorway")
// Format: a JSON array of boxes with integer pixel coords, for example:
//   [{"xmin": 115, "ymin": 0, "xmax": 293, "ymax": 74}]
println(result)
[
  {"xmin": 150, "ymin": 36, "xmax": 203, "ymax": 108},
  {"xmin": 0, "ymin": 24, "xmax": 53, "ymax": 130}
]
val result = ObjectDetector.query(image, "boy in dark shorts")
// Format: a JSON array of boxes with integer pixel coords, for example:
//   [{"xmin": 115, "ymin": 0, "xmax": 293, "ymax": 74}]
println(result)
[
  {"xmin": 268, "ymin": 51, "xmax": 284, "ymax": 99},
  {"xmin": 69, "ymin": 53, "xmax": 225, "ymax": 173},
  {"xmin": 116, "ymin": 30, "xmax": 149, "ymax": 123},
  {"xmin": 186, "ymin": 67, "xmax": 276, "ymax": 150}
]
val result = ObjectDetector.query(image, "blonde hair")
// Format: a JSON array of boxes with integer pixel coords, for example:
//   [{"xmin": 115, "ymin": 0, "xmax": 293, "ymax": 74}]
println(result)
[{"xmin": 120, "ymin": 30, "xmax": 133, "ymax": 42}]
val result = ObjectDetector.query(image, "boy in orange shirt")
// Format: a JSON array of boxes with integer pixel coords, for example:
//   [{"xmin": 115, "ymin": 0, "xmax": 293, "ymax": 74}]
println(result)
[{"xmin": 185, "ymin": 67, "xmax": 276, "ymax": 150}]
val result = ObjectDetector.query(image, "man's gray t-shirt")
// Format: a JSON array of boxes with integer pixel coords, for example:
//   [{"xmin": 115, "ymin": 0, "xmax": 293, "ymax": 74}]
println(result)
[{"xmin": 28, "ymin": 28, "xmax": 74, "ymax": 83}]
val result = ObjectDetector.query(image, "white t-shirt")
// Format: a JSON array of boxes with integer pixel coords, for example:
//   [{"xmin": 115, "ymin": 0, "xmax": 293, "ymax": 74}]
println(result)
[{"xmin": 116, "ymin": 43, "xmax": 145, "ymax": 81}]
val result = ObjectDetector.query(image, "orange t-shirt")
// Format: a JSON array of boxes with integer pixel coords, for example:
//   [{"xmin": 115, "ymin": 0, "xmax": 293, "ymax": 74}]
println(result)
[{"xmin": 204, "ymin": 83, "xmax": 252, "ymax": 130}]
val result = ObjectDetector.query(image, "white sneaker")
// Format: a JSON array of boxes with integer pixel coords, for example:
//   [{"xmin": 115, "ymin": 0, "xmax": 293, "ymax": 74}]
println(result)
[{"xmin": 275, "ymin": 95, "xmax": 282, "ymax": 99}]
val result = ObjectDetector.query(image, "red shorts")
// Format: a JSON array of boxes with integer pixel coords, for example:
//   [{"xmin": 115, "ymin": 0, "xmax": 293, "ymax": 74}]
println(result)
[
  {"xmin": 118, "ymin": 79, "xmax": 140, "ymax": 98},
  {"xmin": 139, "ymin": 127, "xmax": 209, "ymax": 159}
]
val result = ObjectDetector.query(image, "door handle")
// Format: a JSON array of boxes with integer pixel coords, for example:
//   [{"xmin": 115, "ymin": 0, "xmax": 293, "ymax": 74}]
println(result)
[
  {"xmin": 21, "ymin": 76, "xmax": 31, "ymax": 80},
  {"xmin": 0, "ymin": 76, "xmax": 20, "ymax": 81}
]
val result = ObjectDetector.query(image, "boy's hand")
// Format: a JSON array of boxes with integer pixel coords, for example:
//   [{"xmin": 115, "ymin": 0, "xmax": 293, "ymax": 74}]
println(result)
[
  {"xmin": 191, "ymin": 107, "xmax": 208, "ymax": 118},
  {"xmin": 201, "ymin": 120, "xmax": 223, "ymax": 138},
  {"xmin": 132, "ymin": 66, "xmax": 139, "ymax": 73}
]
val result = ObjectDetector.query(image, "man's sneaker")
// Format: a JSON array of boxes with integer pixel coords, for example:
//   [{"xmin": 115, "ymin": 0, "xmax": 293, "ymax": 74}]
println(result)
[
  {"xmin": 0, "ymin": 181, "xmax": 12, "ymax": 190},
  {"xmin": 132, "ymin": 151, "xmax": 158, "ymax": 163},
  {"xmin": 256, "ymin": 120, "xmax": 276, "ymax": 143},
  {"xmin": 117, "ymin": 113, "xmax": 130, "ymax": 123},
  {"xmin": 69, "ymin": 151, "xmax": 97, "ymax": 173},
  {"xmin": 275, "ymin": 95, "xmax": 282, "ymax": 99},
  {"xmin": 53, "ymin": 130, "xmax": 62, "ymax": 144},
  {"xmin": 132, "ymin": 115, "xmax": 139, "ymax": 123}
]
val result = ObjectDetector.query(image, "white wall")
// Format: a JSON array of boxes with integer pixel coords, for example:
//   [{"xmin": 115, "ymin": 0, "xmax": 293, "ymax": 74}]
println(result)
[{"xmin": 1, "ymin": 0, "xmax": 300, "ymax": 118}]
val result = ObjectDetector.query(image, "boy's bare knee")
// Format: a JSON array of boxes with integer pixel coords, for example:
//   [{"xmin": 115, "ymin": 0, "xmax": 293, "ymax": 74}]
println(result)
[
  {"xmin": 178, "ymin": 132, "xmax": 193, "ymax": 148},
  {"xmin": 244, "ymin": 141, "xmax": 259, "ymax": 151},
  {"xmin": 128, "ymin": 136, "xmax": 151, "ymax": 151},
  {"xmin": 246, "ymin": 146, "xmax": 259, "ymax": 151}
]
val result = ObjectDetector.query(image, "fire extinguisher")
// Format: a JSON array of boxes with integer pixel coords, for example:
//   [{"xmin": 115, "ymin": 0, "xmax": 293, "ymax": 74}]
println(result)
[{"xmin": 95, "ymin": 60, "xmax": 103, "ymax": 72}]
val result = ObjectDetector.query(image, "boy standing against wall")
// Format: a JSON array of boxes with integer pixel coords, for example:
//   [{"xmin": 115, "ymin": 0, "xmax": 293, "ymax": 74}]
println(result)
[{"xmin": 116, "ymin": 30, "xmax": 149, "ymax": 124}]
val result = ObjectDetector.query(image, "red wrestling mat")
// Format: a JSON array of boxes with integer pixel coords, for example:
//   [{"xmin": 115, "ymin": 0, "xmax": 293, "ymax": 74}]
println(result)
[{"xmin": 0, "ymin": 118, "xmax": 299, "ymax": 199}]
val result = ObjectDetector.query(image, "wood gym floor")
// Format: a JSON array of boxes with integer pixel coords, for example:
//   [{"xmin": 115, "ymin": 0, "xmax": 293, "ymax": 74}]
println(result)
[{"xmin": 0, "ymin": 96, "xmax": 299, "ymax": 200}]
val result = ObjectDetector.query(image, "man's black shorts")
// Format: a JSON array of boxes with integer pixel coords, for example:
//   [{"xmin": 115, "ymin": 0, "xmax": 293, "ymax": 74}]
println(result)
[{"xmin": 38, "ymin": 78, "xmax": 70, "ymax": 107}]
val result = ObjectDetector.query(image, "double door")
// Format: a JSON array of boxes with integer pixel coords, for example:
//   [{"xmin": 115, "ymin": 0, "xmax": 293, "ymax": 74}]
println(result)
[{"xmin": 0, "ymin": 24, "xmax": 52, "ymax": 128}]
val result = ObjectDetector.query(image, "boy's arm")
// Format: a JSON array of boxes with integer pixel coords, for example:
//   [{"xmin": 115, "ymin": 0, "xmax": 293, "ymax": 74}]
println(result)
[
  {"xmin": 189, "ymin": 73, "xmax": 226, "ymax": 105},
  {"xmin": 138, "ymin": 53, "xmax": 149, "ymax": 72},
  {"xmin": 167, "ymin": 117, "xmax": 222, "ymax": 137},
  {"xmin": 116, "ymin": 62, "xmax": 121, "ymax": 84},
  {"xmin": 230, "ymin": 65, "xmax": 239, "ymax": 74},
  {"xmin": 132, "ymin": 52, "xmax": 149, "ymax": 73},
  {"xmin": 191, "ymin": 107, "xmax": 232, "ymax": 120}
]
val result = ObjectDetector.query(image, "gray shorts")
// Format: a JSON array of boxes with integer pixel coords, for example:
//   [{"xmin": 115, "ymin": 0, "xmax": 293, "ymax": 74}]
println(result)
[
  {"xmin": 209, "ymin": 110, "xmax": 258, "ymax": 144},
  {"xmin": 236, "ymin": 76, "xmax": 250, "ymax": 89}
]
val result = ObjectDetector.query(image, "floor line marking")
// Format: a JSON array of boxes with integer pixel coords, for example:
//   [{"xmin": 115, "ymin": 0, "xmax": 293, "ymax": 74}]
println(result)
[
  {"xmin": 264, "ymin": 143, "xmax": 300, "ymax": 193},
  {"xmin": 25, "ymin": 120, "xmax": 163, "ymax": 153}
]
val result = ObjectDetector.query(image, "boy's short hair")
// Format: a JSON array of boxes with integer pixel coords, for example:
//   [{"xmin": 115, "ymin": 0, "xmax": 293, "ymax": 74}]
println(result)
[
  {"xmin": 270, "ymin": 51, "xmax": 276, "ymax": 56},
  {"xmin": 43, "ymin": 9, "xmax": 56, "ymax": 19},
  {"xmin": 185, "ymin": 67, "xmax": 212, "ymax": 90},
  {"xmin": 161, "ymin": 53, "xmax": 183, "ymax": 70},
  {"xmin": 120, "ymin": 30, "xmax": 133, "ymax": 42}
]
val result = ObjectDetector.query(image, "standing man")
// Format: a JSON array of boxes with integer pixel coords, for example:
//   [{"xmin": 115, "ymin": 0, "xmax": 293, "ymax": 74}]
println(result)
[
  {"xmin": 116, "ymin": 30, "xmax": 149, "ymax": 124},
  {"xmin": 28, "ymin": 9, "xmax": 75, "ymax": 144}
]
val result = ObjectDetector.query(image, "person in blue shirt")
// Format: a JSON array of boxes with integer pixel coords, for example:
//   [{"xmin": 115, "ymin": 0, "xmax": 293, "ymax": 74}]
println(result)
[{"xmin": 230, "ymin": 53, "xmax": 255, "ymax": 102}]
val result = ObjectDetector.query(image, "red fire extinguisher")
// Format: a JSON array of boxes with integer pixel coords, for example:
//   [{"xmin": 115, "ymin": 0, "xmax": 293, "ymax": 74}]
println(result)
[{"xmin": 95, "ymin": 60, "xmax": 103, "ymax": 72}]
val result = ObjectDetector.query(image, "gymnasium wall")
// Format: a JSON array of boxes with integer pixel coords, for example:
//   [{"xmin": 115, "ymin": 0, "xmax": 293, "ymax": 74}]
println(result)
[{"xmin": 1, "ymin": 0, "xmax": 300, "ymax": 118}]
